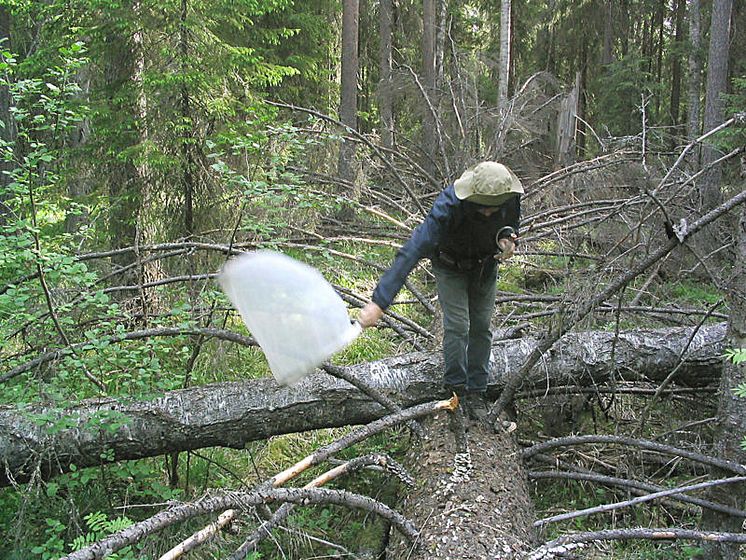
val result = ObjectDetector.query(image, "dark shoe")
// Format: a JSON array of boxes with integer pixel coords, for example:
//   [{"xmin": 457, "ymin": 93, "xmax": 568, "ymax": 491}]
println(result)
[
  {"xmin": 463, "ymin": 391, "xmax": 489, "ymax": 424},
  {"xmin": 442, "ymin": 383, "xmax": 466, "ymax": 398}
]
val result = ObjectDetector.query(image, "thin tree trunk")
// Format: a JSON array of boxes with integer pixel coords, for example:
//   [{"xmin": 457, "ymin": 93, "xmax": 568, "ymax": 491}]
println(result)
[
  {"xmin": 620, "ymin": 0, "xmax": 630, "ymax": 56},
  {"xmin": 686, "ymin": 0, "xmax": 702, "ymax": 143},
  {"xmin": 655, "ymin": 0, "xmax": 665, "ymax": 117},
  {"xmin": 576, "ymin": 41, "xmax": 588, "ymax": 156},
  {"xmin": 602, "ymin": 0, "xmax": 614, "ymax": 65},
  {"xmin": 669, "ymin": 0, "xmax": 686, "ymax": 129},
  {"xmin": 435, "ymin": 0, "xmax": 446, "ymax": 84},
  {"xmin": 180, "ymin": 0, "xmax": 195, "ymax": 237},
  {"xmin": 65, "ymin": 64, "xmax": 92, "ymax": 238},
  {"xmin": 422, "ymin": 0, "xmax": 437, "ymax": 173},
  {"xmin": 379, "ymin": 0, "xmax": 393, "ymax": 150},
  {"xmin": 0, "ymin": 6, "xmax": 13, "ymax": 227},
  {"xmin": 700, "ymin": 0, "xmax": 733, "ymax": 210},
  {"xmin": 338, "ymin": 0, "xmax": 359, "ymax": 184},
  {"xmin": 104, "ymin": 2, "xmax": 144, "ymax": 286},
  {"xmin": 498, "ymin": 0, "xmax": 512, "ymax": 112}
]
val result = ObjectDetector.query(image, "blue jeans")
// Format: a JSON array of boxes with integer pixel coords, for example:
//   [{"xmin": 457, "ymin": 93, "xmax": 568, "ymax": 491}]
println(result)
[{"xmin": 433, "ymin": 261, "xmax": 497, "ymax": 392}]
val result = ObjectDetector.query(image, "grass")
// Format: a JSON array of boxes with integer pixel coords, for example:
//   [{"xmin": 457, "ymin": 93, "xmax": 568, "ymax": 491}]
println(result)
[{"xmin": 666, "ymin": 280, "xmax": 722, "ymax": 306}]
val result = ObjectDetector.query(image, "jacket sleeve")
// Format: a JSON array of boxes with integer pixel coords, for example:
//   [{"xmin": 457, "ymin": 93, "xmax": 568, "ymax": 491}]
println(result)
[
  {"xmin": 497, "ymin": 196, "xmax": 521, "ymax": 243},
  {"xmin": 371, "ymin": 188, "xmax": 457, "ymax": 310}
]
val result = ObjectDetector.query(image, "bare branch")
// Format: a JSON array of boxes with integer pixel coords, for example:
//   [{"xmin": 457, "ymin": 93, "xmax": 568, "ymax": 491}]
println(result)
[
  {"xmin": 528, "ymin": 470, "xmax": 746, "ymax": 519},
  {"xmin": 490, "ymin": 187, "xmax": 746, "ymax": 420},
  {"xmin": 529, "ymin": 527, "xmax": 746, "ymax": 560},
  {"xmin": 62, "ymin": 487, "xmax": 419, "ymax": 560},
  {"xmin": 157, "ymin": 509, "xmax": 236, "ymax": 560},
  {"xmin": 522, "ymin": 435, "xmax": 746, "ymax": 475}
]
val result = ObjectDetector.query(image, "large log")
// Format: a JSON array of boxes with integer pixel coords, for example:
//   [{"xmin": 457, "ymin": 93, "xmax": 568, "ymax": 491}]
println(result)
[
  {"xmin": 0, "ymin": 323, "xmax": 725, "ymax": 487},
  {"xmin": 388, "ymin": 413, "xmax": 536, "ymax": 559}
]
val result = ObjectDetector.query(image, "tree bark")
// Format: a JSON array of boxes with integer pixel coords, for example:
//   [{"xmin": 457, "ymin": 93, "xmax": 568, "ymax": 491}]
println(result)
[
  {"xmin": 697, "ymin": 208, "xmax": 746, "ymax": 560},
  {"xmin": 654, "ymin": 0, "xmax": 665, "ymax": 117},
  {"xmin": 422, "ymin": 0, "xmax": 437, "ymax": 174},
  {"xmin": 338, "ymin": 0, "xmax": 359, "ymax": 184},
  {"xmin": 65, "ymin": 64, "xmax": 92, "ymax": 237},
  {"xmin": 103, "ymin": 1, "xmax": 145, "ymax": 286},
  {"xmin": 669, "ymin": 0, "xmax": 685, "ymax": 128},
  {"xmin": 602, "ymin": 0, "xmax": 614, "ymax": 66},
  {"xmin": 378, "ymin": 0, "xmax": 394, "ymax": 150},
  {"xmin": 498, "ymin": 0, "xmax": 512, "ymax": 113},
  {"xmin": 686, "ymin": 0, "xmax": 702, "ymax": 143},
  {"xmin": 0, "ymin": 6, "xmax": 14, "ymax": 227},
  {"xmin": 180, "ymin": 0, "xmax": 195, "ymax": 238},
  {"xmin": 700, "ymin": 0, "xmax": 733, "ymax": 210},
  {"xmin": 387, "ymin": 415, "xmax": 536, "ymax": 559},
  {"xmin": 0, "ymin": 323, "xmax": 726, "ymax": 487}
]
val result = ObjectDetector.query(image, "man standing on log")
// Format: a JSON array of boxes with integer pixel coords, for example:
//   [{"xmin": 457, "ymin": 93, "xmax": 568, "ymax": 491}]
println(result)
[{"xmin": 358, "ymin": 161, "xmax": 522, "ymax": 423}]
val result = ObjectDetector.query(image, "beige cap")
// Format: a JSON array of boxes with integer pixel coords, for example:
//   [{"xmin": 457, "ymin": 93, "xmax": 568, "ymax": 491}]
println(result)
[{"xmin": 454, "ymin": 161, "xmax": 524, "ymax": 206}]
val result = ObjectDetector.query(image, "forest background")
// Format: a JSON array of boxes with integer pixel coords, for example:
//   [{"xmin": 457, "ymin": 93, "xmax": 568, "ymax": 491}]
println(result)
[{"xmin": 0, "ymin": 0, "xmax": 745, "ymax": 558}]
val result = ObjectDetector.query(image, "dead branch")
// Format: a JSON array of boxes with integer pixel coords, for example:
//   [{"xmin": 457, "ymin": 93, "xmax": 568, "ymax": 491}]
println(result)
[
  {"xmin": 230, "ymin": 454, "xmax": 408, "ymax": 560},
  {"xmin": 490, "ymin": 186, "xmax": 746, "ymax": 421},
  {"xmin": 62, "ymin": 487, "xmax": 419, "ymax": 560},
  {"xmin": 157, "ymin": 509, "xmax": 236, "ymax": 560},
  {"xmin": 66, "ymin": 399, "xmax": 448, "ymax": 560},
  {"xmin": 522, "ymin": 435, "xmax": 746, "ymax": 475},
  {"xmin": 529, "ymin": 527, "xmax": 746, "ymax": 560},
  {"xmin": 264, "ymin": 100, "xmax": 429, "ymax": 214},
  {"xmin": 516, "ymin": 384, "xmax": 717, "ymax": 400},
  {"xmin": 528, "ymin": 470, "xmax": 746, "ymax": 519},
  {"xmin": 269, "ymin": 397, "xmax": 455, "ymax": 487}
]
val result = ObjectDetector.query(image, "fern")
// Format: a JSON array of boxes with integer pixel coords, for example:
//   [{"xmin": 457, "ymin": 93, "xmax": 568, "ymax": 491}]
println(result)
[
  {"xmin": 71, "ymin": 512, "xmax": 135, "ymax": 559},
  {"xmin": 725, "ymin": 348, "xmax": 746, "ymax": 366}
]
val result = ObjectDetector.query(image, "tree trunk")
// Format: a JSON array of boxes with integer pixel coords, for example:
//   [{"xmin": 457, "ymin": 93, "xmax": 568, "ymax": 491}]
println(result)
[
  {"xmin": 555, "ymin": 72, "xmax": 580, "ymax": 168},
  {"xmin": 697, "ymin": 209, "xmax": 746, "ymax": 560},
  {"xmin": 435, "ymin": 0, "xmax": 447, "ymax": 84},
  {"xmin": 0, "ymin": 323, "xmax": 726, "ymax": 487},
  {"xmin": 602, "ymin": 0, "xmax": 614, "ymax": 66},
  {"xmin": 576, "ymin": 41, "xmax": 588, "ymax": 156},
  {"xmin": 387, "ymin": 415, "xmax": 536, "ymax": 559},
  {"xmin": 338, "ymin": 0, "xmax": 359, "ymax": 185},
  {"xmin": 0, "ymin": 6, "xmax": 13, "ymax": 227},
  {"xmin": 378, "ymin": 0, "xmax": 394, "ymax": 150},
  {"xmin": 180, "ymin": 0, "xmax": 195, "ymax": 238},
  {"xmin": 686, "ymin": 0, "xmax": 702, "ymax": 143},
  {"xmin": 700, "ymin": 0, "xmax": 733, "ymax": 210},
  {"xmin": 422, "ymin": 0, "xmax": 437, "ymax": 174},
  {"xmin": 65, "ymin": 64, "xmax": 92, "ymax": 238},
  {"xmin": 103, "ymin": 1, "xmax": 144, "ymax": 286},
  {"xmin": 655, "ymin": 0, "xmax": 665, "ymax": 118},
  {"xmin": 669, "ymin": 0, "xmax": 685, "ymax": 129},
  {"xmin": 498, "ymin": 0, "xmax": 512, "ymax": 113}
]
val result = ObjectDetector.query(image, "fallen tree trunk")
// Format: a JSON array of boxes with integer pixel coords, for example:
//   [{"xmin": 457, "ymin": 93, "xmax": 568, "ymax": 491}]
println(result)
[
  {"xmin": 0, "ymin": 322, "xmax": 725, "ymax": 487},
  {"xmin": 387, "ymin": 413, "xmax": 536, "ymax": 559}
]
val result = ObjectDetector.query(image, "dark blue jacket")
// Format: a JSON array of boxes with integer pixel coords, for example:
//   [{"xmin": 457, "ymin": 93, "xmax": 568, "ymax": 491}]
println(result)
[{"xmin": 371, "ymin": 185, "xmax": 520, "ymax": 309}]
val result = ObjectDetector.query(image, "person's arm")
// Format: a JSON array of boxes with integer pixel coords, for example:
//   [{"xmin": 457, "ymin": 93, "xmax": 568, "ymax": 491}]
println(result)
[
  {"xmin": 496, "ymin": 196, "xmax": 521, "ymax": 260},
  {"xmin": 361, "ymin": 188, "xmax": 457, "ymax": 327}
]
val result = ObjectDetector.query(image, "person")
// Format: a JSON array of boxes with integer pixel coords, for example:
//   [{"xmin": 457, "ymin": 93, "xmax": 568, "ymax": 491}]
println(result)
[{"xmin": 358, "ymin": 161, "xmax": 522, "ymax": 423}]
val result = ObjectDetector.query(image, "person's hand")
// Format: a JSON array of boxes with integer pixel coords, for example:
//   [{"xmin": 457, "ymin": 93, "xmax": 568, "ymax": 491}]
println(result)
[
  {"xmin": 496, "ymin": 235, "xmax": 517, "ymax": 260},
  {"xmin": 358, "ymin": 302, "xmax": 384, "ymax": 328}
]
